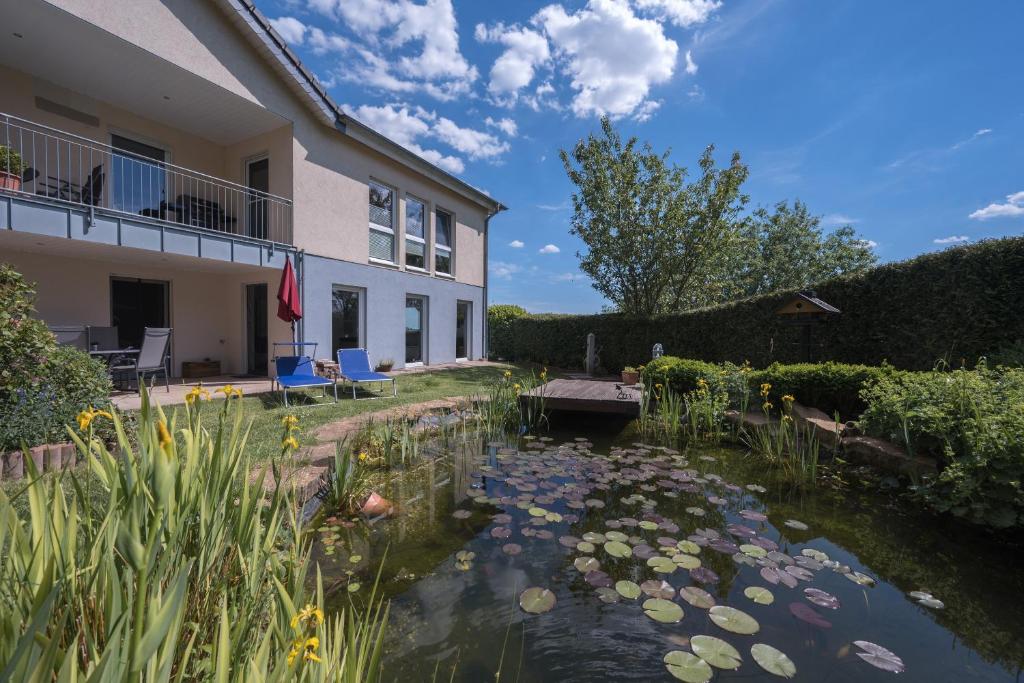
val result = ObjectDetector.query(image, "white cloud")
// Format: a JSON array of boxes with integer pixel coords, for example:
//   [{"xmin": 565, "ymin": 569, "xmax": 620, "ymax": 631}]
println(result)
[
  {"xmin": 433, "ymin": 117, "xmax": 510, "ymax": 159},
  {"xmin": 270, "ymin": 16, "xmax": 307, "ymax": 45},
  {"xmin": 508, "ymin": 239, "xmax": 525, "ymax": 248},
  {"xmin": 539, "ymin": 243, "xmax": 561, "ymax": 254},
  {"xmin": 484, "ymin": 116, "xmax": 519, "ymax": 137},
  {"xmin": 686, "ymin": 84, "xmax": 705, "ymax": 102},
  {"xmin": 303, "ymin": 0, "xmax": 477, "ymax": 100},
  {"xmin": 632, "ymin": 0, "xmax": 722, "ymax": 27},
  {"xmin": 534, "ymin": 0, "xmax": 679, "ymax": 119},
  {"xmin": 684, "ymin": 50, "xmax": 698, "ymax": 75},
  {"xmin": 933, "ymin": 235, "xmax": 970, "ymax": 244},
  {"xmin": 857, "ymin": 239, "xmax": 878, "ymax": 249},
  {"xmin": 344, "ymin": 103, "xmax": 464, "ymax": 173},
  {"xmin": 536, "ymin": 201, "xmax": 570, "ymax": 211},
  {"xmin": 475, "ymin": 22, "xmax": 551, "ymax": 104},
  {"xmin": 550, "ymin": 272, "xmax": 584, "ymax": 282},
  {"xmin": 821, "ymin": 213, "xmax": 860, "ymax": 227},
  {"xmin": 969, "ymin": 191, "xmax": 1024, "ymax": 220},
  {"xmin": 490, "ymin": 260, "xmax": 522, "ymax": 279},
  {"xmin": 950, "ymin": 128, "xmax": 993, "ymax": 151}
]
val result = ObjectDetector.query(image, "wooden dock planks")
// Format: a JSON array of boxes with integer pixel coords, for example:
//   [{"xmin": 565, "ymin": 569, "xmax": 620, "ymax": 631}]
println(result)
[{"xmin": 521, "ymin": 378, "xmax": 641, "ymax": 417}]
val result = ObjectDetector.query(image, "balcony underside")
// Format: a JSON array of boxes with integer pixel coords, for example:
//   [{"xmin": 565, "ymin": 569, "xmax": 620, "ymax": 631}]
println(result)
[{"xmin": 0, "ymin": 192, "xmax": 294, "ymax": 268}]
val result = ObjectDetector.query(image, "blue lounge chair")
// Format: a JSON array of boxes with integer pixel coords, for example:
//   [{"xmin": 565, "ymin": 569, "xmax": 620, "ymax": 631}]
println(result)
[
  {"xmin": 275, "ymin": 355, "xmax": 337, "ymax": 407},
  {"xmin": 337, "ymin": 348, "xmax": 397, "ymax": 400}
]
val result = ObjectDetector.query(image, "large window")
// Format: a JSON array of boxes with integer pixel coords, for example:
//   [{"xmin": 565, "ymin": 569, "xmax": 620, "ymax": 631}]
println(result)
[
  {"xmin": 435, "ymin": 209, "xmax": 453, "ymax": 275},
  {"xmin": 405, "ymin": 196, "xmax": 426, "ymax": 270},
  {"xmin": 332, "ymin": 286, "xmax": 362, "ymax": 351},
  {"xmin": 368, "ymin": 181, "xmax": 395, "ymax": 262},
  {"xmin": 111, "ymin": 134, "xmax": 166, "ymax": 218}
]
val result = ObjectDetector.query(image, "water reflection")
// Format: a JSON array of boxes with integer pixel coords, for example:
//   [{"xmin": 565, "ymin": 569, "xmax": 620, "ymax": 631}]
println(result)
[{"xmin": 312, "ymin": 431, "xmax": 1024, "ymax": 682}]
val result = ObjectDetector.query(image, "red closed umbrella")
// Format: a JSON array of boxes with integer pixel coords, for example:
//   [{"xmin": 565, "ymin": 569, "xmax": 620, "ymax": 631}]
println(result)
[{"xmin": 276, "ymin": 255, "xmax": 302, "ymax": 328}]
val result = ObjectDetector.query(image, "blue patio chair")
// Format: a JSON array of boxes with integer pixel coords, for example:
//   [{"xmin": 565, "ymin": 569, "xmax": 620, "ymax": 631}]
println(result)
[
  {"xmin": 275, "ymin": 355, "xmax": 337, "ymax": 407},
  {"xmin": 337, "ymin": 348, "xmax": 397, "ymax": 400}
]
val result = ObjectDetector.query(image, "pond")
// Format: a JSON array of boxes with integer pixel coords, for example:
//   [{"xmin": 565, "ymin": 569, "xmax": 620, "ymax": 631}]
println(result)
[{"xmin": 311, "ymin": 423, "xmax": 1024, "ymax": 682}]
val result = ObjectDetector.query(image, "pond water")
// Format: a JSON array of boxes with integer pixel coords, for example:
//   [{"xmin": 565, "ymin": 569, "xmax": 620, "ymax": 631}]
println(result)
[{"xmin": 312, "ymin": 424, "xmax": 1024, "ymax": 682}]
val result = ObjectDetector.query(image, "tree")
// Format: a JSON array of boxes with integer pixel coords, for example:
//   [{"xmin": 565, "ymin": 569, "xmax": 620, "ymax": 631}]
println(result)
[
  {"xmin": 712, "ymin": 200, "xmax": 878, "ymax": 303},
  {"xmin": 560, "ymin": 117, "xmax": 749, "ymax": 317}
]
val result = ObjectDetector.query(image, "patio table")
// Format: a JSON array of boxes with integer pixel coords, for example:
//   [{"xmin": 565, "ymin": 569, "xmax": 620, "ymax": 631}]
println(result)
[{"xmin": 89, "ymin": 349, "xmax": 139, "ymax": 389}]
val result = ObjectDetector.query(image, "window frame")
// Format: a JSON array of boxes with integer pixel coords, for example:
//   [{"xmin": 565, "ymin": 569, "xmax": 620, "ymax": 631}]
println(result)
[
  {"xmin": 404, "ymin": 194, "xmax": 428, "ymax": 272},
  {"xmin": 368, "ymin": 179, "xmax": 397, "ymax": 264},
  {"xmin": 434, "ymin": 207, "xmax": 454, "ymax": 277}
]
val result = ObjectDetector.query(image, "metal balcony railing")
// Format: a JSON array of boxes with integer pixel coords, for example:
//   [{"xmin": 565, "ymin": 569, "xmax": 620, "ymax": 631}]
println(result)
[{"xmin": 0, "ymin": 112, "xmax": 293, "ymax": 245}]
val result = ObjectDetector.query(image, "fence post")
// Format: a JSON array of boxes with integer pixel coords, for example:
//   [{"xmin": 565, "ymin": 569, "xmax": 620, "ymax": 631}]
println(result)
[{"xmin": 585, "ymin": 333, "xmax": 597, "ymax": 376}]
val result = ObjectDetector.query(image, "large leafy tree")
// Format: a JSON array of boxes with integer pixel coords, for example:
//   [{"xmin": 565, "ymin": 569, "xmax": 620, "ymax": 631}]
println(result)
[{"xmin": 560, "ymin": 117, "xmax": 749, "ymax": 317}]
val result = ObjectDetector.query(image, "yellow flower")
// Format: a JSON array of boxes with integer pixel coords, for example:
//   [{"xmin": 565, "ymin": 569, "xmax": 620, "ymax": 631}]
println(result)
[
  {"xmin": 217, "ymin": 384, "xmax": 243, "ymax": 398},
  {"xmin": 655, "ymin": 383, "xmax": 663, "ymax": 390},
  {"xmin": 782, "ymin": 414, "xmax": 793, "ymax": 423},
  {"xmin": 282, "ymin": 435, "xmax": 299, "ymax": 451},
  {"xmin": 303, "ymin": 636, "xmax": 321, "ymax": 663},
  {"xmin": 287, "ymin": 642, "xmax": 300, "ymax": 666},
  {"xmin": 157, "ymin": 420, "xmax": 173, "ymax": 448},
  {"xmin": 291, "ymin": 604, "xmax": 325, "ymax": 630},
  {"xmin": 358, "ymin": 451, "xmax": 368, "ymax": 462},
  {"xmin": 185, "ymin": 386, "xmax": 210, "ymax": 405},
  {"xmin": 759, "ymin": 382, "xmax": 771, "ymax": 398},
  {"xmin": 503, "ymin": 370, "xmax": 512, "ymax": 380},
  {"xmin": 782, "ymin": 394, "xmax": 795, "ymax": 404},
  {"xmin": 762, "ymin": 401, "xmax": 774, "ymax": 411},
  {"xmin": 76, "ymin": 407, "xmax": 113, "ymax": 431},
  {"xmin": 539, "ymin": 367, "xmax": 548, "ymax": 381},
  {"xmin": 282, "ymin": 414, "xmax": 300, "ymax": 429},
  {"xmin": 513, "ymin": 383, "xmax": 521, "ymax": 395}
]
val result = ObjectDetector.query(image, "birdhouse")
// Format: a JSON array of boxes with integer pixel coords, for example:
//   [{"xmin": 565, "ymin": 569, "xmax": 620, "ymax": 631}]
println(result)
[{"xmin": 775, "ymin": 291, "xmax": 839, "ymax": 362}]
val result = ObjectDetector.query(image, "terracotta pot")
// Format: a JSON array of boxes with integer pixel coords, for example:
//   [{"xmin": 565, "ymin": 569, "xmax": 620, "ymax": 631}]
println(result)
[
  {"xmin": 27, "ymin": 445, "xmax": 47, "ymax": 474},
  {"xmin": 621, "ymin": 371, "xmax": 640, "ymax": 385},
  {"xmin": 2, "ymin": 451, "xmax": 24, "ymax": 481},
  {"xmin": 360, "ymin": 491, "xmax": 393, "ymax": 516},
  {"xmin": 0, "ymin": 171, "xmax": 21, "ymax": 191}
]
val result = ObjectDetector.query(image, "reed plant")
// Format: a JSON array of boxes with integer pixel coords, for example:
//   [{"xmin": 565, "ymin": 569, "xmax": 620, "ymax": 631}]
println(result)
[
  {"xmin": 477, "ymin": 369, "xmax": 548, "ymax": 436},
  {"xmin": 740, "ymin": 387, "xmax": 820, "ymax": 487},
  {"xmin": 0, "ymin": 388, "xmax": 387, "ymax": 682}
]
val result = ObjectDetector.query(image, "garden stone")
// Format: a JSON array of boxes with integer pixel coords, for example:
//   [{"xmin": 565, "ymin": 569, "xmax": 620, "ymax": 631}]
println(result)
[
  {"xmin": 44, "ymin": 443, "xmax": 65, "ymax": 471},
  {"xmin": 60, "ymin": 442, "xmax": 77, "ymax": 469},
  {"xmin": 27, "ymin": 445, "xmax": 47, "ymax": 474},
  {"xmin": 842, "ymin": 436, "xmax": 937, "ymax": 478},
  {"xmin": 2, "ymin": 451, "xmax": 24, "ymax": 481}
]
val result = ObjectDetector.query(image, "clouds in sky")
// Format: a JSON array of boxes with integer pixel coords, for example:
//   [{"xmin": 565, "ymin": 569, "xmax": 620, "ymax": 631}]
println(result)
[
  {"xmin": 508, "ymin": 239, "xmax": 525, "ymax": 248},
  {"xmin": 933, "ymin": 235, "xmax": 969, "ymax": 244},
  {"xmin": 969, "ymin": 191, "xmax": 1024, "ymax": 220},
  {"xmin": 539, "ymin": 244, "xmax": 561, "ymax": 254}
]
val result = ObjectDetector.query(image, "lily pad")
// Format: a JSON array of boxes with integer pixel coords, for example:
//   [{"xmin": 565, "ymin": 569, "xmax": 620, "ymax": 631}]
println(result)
[
  {"xmin": 605, "ymin": 530, "xmax": 629, "ymax": 542},
  {"xmin": 689, "ymin": 566, "xmax": 719, "ymax": 584},
  {"xmin": 643, "ymin": 598, "xmax": 684, "ymax": 623},
  {"xmin": 595, "ymin": 587, "xmax": 620, "ymax": 603},
  {"xmin": 679, "ymin": 586, "xmax": 716, "ymax": 609},
  {"xmin": 844, "ymin": 571, "xmax": 876, "ymax": 587},
  {"xmin": 709, "ymin": 605, "xmax": 760, "ymax": 634},
  {"xmin": 784, "ymin": 519, "xmax": 809, "ymax": 531},
  {"xmin": 577, "ymin": 541, "xmax": 596, "ymax": 553},
  {"xmin": 519, "ymin": 587, "xmax": 556, "ymax": 614},
  {"xmin": 502, "ymin": 543, "xmax": 522, "ymax": 555},
  {"xmin": 788, "ymin": 602, "xmax": 832, "ymax": 628},
  {"xmin": 603, "ymin": 540, "xmax": 633, "ymax": 558},
  {"xmin": 664, "ymin": 650, "xmax": 713, "ymax": 683},
  {"xmin": 452, "ymin": 510, "xmax": 472, "ymax": 519},
  {"xmin": 751, "ymin": 643, "xmax": 797, "ymax": 678},
  {"xmin": 615, "ymin": 580, "xmax": 642, "ymax": 599},
  {"xmin": 744, "ymin": 586, "xmax": 775, "ymax": 605},
  {"xmin": 853, "ymin": 641, "xmax": 905, "ymax": 673},
  {"xmin": 691, "ymin": 635, "xmax": 742, "ymax": 670},
  {"xmin": 641, "ymin": 580, "xmax": 676, "ymax": 599},
  {"xmin": 676, "ymin": 540, "xmax": 701, "ymax": 555},
  {"xmin": 639, "ymin": 520, "xmax": 659, "ymax": 530},
  {"xmin": 804, "ymin": 588, "xmax": 840, "ymax": 610},
  {"xmin": 740, "ymin": 544, "xmax": 768, "ymax": 558},
  {"xmin": 648, "ymin": 556, "xmax": 677, "ymax": 574},
  {"xmin": 574, "ymin": 557, "xmax": 600, "ymax": 573},
  {"xmin": 672, "ymin": 553, "xmax": 701, "ymax": 570}
]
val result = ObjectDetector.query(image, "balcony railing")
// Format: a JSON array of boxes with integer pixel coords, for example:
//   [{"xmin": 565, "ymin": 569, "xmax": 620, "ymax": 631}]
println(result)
[{"xmin": 1, "ymin": 112, "xmax": 292, "ymax": 245}]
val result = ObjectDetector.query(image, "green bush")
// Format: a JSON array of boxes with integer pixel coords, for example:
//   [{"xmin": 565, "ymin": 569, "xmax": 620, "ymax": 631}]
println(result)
[
  {"xmin": 751, "ymin": 362, "xmax": 894, "ymax": 419},
  {"xmin": 487, "ymin": 304, "xmax": 527, "ymax": 360},
  {"xmin": 502, "ymin": 237, "xmax": 1024, "ymax": 371},
  {"xmin": 0, "ymin": 145, "xmax": 24, "ymax": 177},
  {"xmin": 859, "ymin": 364, "xmax": 1024, "ymax": 528},
  {"xmin": 0, "ymin": 264, "xmax": 111, "ymax": 451}
]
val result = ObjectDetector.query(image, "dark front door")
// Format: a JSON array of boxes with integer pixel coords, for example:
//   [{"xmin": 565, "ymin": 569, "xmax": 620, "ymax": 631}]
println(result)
[
  {"xmin": 405, "ymin": 296, "xmax": 424, "ymax": 365},
  {"xmin": 246, "ymin": 283, "xmax": 268, "ymax": 375},
  {"xmin": 456, "ymin": 301, "xmax": 470, "ymax": 359},
  {"xmin": 110, "ymin": 277, "xmax": 169, "ymax": 349},
  {"xmin": 332, "ymin": 286, "xmax": 361, "ymax": 352},
  {"xmin": 246, "ymin": 157, "xmax": 269, "ymax": 240}
]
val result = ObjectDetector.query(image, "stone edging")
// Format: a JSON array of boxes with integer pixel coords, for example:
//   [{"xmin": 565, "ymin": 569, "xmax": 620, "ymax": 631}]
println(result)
[{"xmin": 1, "ymin": 442, "xmax": 77, "ymax": 482}]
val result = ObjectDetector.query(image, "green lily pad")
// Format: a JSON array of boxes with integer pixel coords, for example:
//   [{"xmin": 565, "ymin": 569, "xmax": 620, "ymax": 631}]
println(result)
[
  {"xmin": 595, "ymin": 587, "xmax": 620, "ymax": 604},
  {"xmin": 615, "ymin": 580, "xmax": 642, "ymax": 599},
  {"xmin": 582, "ymin": 531, "xmax": 607, "ymax": 543},
  {"xmin": 751, "ymin": 643, "xmax": 797, "ymax": 678},
  {"xmin": 639, "ymin": 520, "xmax": 659, "ymax": 530},
  {"xmin": 347, "ymin": 582, "xmax": 361, "ymax": 592},
  {"xmin": 545, "ymin": 511, "xmax": 563, "ymax": 522},
  {"xmin": 603, "ymin": 540, "xmax": 632, "ymax": 558},
  {"xmin": 577, "ymin": 541, "xmax": 596, "ymax": 553},
  {"xmin": 605, "ymin": 530, "xmax": 629, "ymax": 542},
  {"xmin": 677, "ymin": 540, "xmax": 701, "ymax": 554},
  {"xmin": 520, "ymin": 587, "xmax": 556, "ymax": 614},
  {"xmin": 349, "ymin": 554, "xmax": 362, "ymax": 564},
  {"xmin": 574, "ymin": 557, "xmax": 600, "ymax": 573},
  {"xmin": 709, "ymin": 605, "xmax": 760, "ymax": 634},
  {"xmin": 740, "ymin": 544, "xmax": 767, "ymax": 558},
  {"xmin": 528, "ymin": 506, "xmax": 547, "ymax": 517},
  {"xmin": 744, "ymin": 586, "xmax": 775, "ymax": 605},
  {"xmin": 643, "ymin": 598, "xmax": 684, "ymax": 623},
  {"xmin": 664, "ymin": 650, "xmax": 713, "ymax": 683},
  {"xmin": 672, "ymin": 553, "xmax": 701, "ymax": 569},
  {"xmin": 691, "ymin": 635, "xmax": 742, "ymax": 669},
  {"xmin": 648, "ymin": 556, "xmax": 677, "ymax": 574},
  {"xmin": 679, "ymin": 586, "xmax": 715, "ymax": 609}
]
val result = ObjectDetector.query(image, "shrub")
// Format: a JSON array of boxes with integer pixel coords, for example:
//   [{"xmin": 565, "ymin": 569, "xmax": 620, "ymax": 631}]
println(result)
[
  {"xmin": 487, "ymin": 304, "xmax": 527, "ymax": 359},
  {"xmin": 0, "ymin": 264, "xmax": 111, "ymax": 451},
  {"xmin": 859, "ymin": 364, "xmax": 1024, "ymax": 528},
  {"xmin": 750, "ymin": 362, "xmax": 894, "ymax": 419},
  {"xmin": 0, "ymin": 145, "xmax": 24, "ymax": 177},
  {"xmin": 501, "ymin": 237, "xmax": 1024, "ymax": 371}
]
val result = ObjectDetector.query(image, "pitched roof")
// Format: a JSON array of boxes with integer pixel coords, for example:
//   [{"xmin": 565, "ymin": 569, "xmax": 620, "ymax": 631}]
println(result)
[{"xmin": 213, "ymin": 0, "xmax": 506, "ymax": 214}]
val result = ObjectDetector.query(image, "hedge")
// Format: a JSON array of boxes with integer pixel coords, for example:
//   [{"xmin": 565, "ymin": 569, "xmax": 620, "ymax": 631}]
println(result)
[{"xmin": 496, "ymin": 237, "xmax": 1024, "ymax": 372}]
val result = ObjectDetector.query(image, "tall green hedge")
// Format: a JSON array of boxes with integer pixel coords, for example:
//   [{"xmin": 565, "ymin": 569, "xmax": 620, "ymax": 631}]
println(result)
[{"xmin": 500, "ymin": 237, "xmax": 1024, "ymax": 371}]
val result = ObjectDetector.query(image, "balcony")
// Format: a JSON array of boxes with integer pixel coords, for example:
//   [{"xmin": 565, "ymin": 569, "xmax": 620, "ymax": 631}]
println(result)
[{"xmin": 1, "ymin": 113, "xmax": 294, "ymax": 264}]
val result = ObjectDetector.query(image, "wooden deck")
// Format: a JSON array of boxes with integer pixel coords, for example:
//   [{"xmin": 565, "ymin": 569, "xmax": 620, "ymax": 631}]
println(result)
[{"xmin": 521, "ymin": 378, "xmax": 642, "ymax": 417}]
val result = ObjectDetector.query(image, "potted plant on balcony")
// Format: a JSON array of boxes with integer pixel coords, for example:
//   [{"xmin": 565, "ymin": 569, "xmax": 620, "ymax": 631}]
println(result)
[{"xmin": 0, "ymin": 145, "xmax": 25, "ymax": 191}]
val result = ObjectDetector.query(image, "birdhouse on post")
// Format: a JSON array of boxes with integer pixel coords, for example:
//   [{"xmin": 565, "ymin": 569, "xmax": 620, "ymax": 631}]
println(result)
[{"xmin": 775, "ymin": 290, "xmax": 840, "ymax": 362}]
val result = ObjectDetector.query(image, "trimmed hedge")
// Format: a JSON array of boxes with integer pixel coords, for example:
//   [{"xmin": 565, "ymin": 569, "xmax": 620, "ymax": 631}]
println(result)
[
  {"xmin": 499, "ymin": 237, "xmax": 1024, "ymax": 371},
  {"xmin": 487, "ymin": 304, "xmax": 527, "ymax": 360}
]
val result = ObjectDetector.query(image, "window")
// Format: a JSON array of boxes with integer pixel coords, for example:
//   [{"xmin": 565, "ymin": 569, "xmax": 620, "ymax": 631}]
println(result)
[
  {"xmin": 111, "ymin": 134, "xmax": 166, "ymax": 217},
  {"xmin": 405, "ymin": 196, "xmax": 426, "ymax": 270},
  {"xmin": 332, "ymin": 286, "xmax": 362, "ymax": 351},
  {"xmin": 368, "ymin": 181, "xmax": 395, "ymax": 262},
  {"xmin": 435, "ymin": 209, "xmax": 453, "ymax": 275},
  {"xmin": 405, "ymin": 296, "xmax": 426, "ymax": 365}
]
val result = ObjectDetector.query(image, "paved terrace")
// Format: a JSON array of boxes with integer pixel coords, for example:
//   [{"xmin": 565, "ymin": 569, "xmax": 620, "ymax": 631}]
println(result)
[{"xmin": 110, "ymin": 360, "xmax": 503, "ymax": 410}]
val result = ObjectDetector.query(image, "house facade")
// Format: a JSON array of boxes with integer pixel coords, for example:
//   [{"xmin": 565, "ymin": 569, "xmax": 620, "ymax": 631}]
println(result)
[{"xmin": 0, "ymin": 0, "xmax": 503, "ymax": 376}]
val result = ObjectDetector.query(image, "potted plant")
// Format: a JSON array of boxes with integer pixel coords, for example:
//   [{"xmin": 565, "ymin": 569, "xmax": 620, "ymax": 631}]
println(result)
[
  {"xmin": 621, "ymin": 366, "xmax": 640, "ymax": 385},
  {"xmin": 374, "ymin": 358, "xmax": 395, "ymax": 372},
  {"xmin": 0, "ymin": 145, "xmax": 25, "ymax": 191}
]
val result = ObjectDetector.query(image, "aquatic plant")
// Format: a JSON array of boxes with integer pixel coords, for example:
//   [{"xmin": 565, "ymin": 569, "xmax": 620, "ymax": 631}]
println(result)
[
  {"xmin": 740, "ymin": 390, "xmax": 820, "ymax": 487},
  {"xmin": 477, "ymin": 370, "xmax": 547, "ymax": 436},
  {"xmin": 0, "ymin": 388, "xmax": 387, "ymax": 680}
]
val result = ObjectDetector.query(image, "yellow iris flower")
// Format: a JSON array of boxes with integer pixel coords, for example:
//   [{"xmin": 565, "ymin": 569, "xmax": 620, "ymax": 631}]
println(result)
[
  {"xmin": 157, "ymin": 420, "xmax": 173, "ymax": 448},
  {"xmin": 76, "ymin": 407, "xmax": 113, "ymax": 431}
]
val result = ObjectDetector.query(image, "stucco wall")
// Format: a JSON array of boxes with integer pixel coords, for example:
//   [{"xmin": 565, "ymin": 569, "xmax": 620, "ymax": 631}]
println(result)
[
  {"xmin": 4, "ymin": 247, "xmax": 288, "ymax": 375},
  {"xmin": 302, "ymin": 254, "xmax": 485, "ymax": 370}
]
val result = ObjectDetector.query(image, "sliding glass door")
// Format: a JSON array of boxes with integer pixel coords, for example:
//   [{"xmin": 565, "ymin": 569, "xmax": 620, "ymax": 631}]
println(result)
[
  {"xmin": 110, "ymin": 277, "xmax": 169, "ymax": 349},
  {"xmin": 456, "ymin": 301, "xmax": 470, "ymax": 360},
  {"xmin": 110, "ymin": 134, "xmax": 166, "ymax": 217},
  {"xmin": 332, "ymin": 286, "xmax": 362, "ymax": 352},
  {"xmin": 405, "ymin": 296, "xmax": 425, "ymax": 365}
]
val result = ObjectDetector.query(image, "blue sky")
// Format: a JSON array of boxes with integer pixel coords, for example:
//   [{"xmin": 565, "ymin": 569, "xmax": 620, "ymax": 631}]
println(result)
[{"xmin": 259, "ymin": 0, "xmax": 1024, "ymax": 313}]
